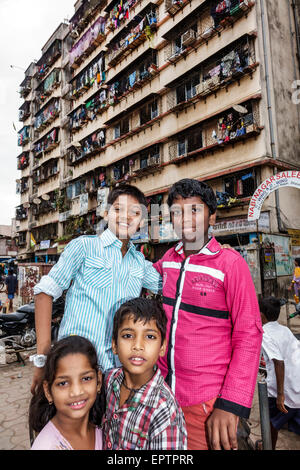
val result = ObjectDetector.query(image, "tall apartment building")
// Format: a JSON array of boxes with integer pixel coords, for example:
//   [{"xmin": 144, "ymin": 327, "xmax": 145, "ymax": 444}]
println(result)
[{"xmin": 15, "ymin": 0, "xmax": 300, "ymax": 295}]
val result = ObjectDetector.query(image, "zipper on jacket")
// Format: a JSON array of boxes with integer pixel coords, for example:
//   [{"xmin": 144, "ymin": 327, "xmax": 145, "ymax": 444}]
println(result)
[{"xmin": 166, "ymin": 257, "xmax": 189, "ymax": 391}]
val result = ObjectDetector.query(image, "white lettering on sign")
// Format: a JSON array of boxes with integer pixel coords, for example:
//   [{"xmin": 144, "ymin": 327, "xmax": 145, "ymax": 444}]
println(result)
[{"xmin": 248, "ymin": 171, "xmax": 300, "ymax": 221}]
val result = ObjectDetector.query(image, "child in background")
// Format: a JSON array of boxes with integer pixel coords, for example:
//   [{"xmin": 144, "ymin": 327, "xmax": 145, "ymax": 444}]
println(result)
[
  {"xmin": 259, "ymin": 296, "xmax": 300, "ymax": 450},
  {"xmin": 153, "ymin": 178, "xmax": 263, "ymax": 450},
  {"xmin": 289, "ymin": 258, "xmax": 300, "ymax": 303},
  {"xmin": 29, "ymin": 336, "xmax": 105, "ymax": 450},
  {"xmin": 102, "ymin": 297, "xmax": 187, "ymax": 450},
  {"xmin": 32, "ymin": 184, "xmax": 162, "ymax": 393}
]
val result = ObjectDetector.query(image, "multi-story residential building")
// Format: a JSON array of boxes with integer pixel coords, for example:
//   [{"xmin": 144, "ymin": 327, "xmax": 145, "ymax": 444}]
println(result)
[{"xmin": 16, "ymin": 0, "xmax": 300, "ymax": 295}]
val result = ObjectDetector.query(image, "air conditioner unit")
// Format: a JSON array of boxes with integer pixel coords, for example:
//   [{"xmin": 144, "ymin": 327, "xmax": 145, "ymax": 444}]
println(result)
[
  {"xmin": 195, "ymin": 83, "xmax": 203, "ymax": 95},
  {"xmin": 181, "ymin": 29, "xmax": 196, "ymax": 47}
]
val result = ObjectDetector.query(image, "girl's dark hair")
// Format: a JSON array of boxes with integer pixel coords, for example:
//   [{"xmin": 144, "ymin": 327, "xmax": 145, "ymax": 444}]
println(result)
[
  {"xmin": 107, "ymin": 184, "xmax": 148, "ymax": 209},
  {"xmin": 29, "ymin": 336, "xmax": 105, "ymax": 433},
  {"xmin": 112, "ymin": 297, "xmax": 167, "ymax": 345},
  {"xmin": 167, "ymin": 178, "xmax": 217, "ymax": 215},
  {"xmin": 258, "ymin": 296, "xmax": 281, "ymax": 322},
  {"xmin": 295, "ymin": 258, "xmax": 300, "ymax": 266}
]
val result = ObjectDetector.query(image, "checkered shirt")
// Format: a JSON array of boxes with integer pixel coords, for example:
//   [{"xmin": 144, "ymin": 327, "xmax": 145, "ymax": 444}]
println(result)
[{"xmin": 102, "ymin": 367, "xmax": 187, "ymax": 450}]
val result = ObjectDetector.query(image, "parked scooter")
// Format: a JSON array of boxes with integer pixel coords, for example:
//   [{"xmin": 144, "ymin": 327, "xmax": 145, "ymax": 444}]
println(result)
[{"xmin": 0, "ymin": 297, "xmax": 64, "ymax": 363}]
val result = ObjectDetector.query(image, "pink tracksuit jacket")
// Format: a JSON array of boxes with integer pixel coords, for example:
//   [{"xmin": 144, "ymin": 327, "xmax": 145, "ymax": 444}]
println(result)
[{"xmin": 153, "ymin": 237, "xmax": 263, "ymax": 418}]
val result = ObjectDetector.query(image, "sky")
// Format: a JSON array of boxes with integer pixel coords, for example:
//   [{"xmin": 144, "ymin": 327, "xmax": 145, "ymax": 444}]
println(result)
[{"xmin": 0, "ymin": 0, "xmax": 76, "ymax": 226}]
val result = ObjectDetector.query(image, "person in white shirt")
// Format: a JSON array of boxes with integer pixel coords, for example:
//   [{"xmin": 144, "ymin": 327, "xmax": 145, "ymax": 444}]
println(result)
[{"xmin": 259, "ymin": 296, "xmax": 300, "ymax": 449}]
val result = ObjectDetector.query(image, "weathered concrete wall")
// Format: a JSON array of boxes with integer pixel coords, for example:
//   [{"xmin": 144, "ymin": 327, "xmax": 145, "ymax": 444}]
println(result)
[{"xmin": 264, "ymin": 0, "xmax": 300, "ymax": 164}]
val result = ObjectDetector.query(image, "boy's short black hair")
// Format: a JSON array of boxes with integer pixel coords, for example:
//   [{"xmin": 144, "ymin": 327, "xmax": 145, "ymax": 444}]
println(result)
[
  {"xmin": 295, "ymin": 257, "xmax": 300, "ymax": 266},
  {"xmin": 107, "ymin": 184, "xmax": 148, "ymax": 209},
  {"xmin": 259, "ymin": 296, "xmax": 281, "ymax": 322},
  {"xmin": 167, "ymin": 179, "xmax": 217, "ymax": 215},
  {"xmin": 113, "ymin": 297, "xmax": 167, "ymax": 345}
]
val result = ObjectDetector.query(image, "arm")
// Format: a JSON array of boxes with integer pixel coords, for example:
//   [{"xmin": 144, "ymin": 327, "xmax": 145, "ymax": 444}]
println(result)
[
  {"xmin": 273, "ymin": 359, "xmax": 288, "ymax": 414},
  {"xmin": 141, "ymin": 259, "xmax": 162, "ymax": 294},
  {"xmin": 207, "ymin": 257, "xmax": 263, "ymax": 450},
  {"xmin": 31, "ymin": 237, "xmax": 85, "ymax": 394}
]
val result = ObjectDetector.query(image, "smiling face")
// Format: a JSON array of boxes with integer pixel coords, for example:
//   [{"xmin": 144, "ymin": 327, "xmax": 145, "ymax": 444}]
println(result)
[
  {"xmin": 170, "ymin": 195, "xmax": 216, "ymax": 250},
  {"xmin": 112, "ymin": 314, "xmax": 166, "ymax": 387},
  {"xmin": 43, "ymin": 353, "xmax": 101, "ymax": 424},
  {"xmin": 107, "ymin": 194, "xmax": 144, "ymax": 241}
]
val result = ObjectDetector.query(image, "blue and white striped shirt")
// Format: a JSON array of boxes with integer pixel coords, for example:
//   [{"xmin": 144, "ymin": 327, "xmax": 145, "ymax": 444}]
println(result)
[{"xmin": 33, "ymin": 229, "xmax": 162, "ymax": 371}]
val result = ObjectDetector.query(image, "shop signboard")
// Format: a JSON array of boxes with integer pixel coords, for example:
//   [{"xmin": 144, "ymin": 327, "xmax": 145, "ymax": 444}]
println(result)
[
  {"xmin": 213, "ymin": 212, "xmax": 270, "ymax": 236},
  {"xmin": 248, "ymin": 171, "xmax": 300, "ymax": 221},
  {"xmin": 40, "ymin": 240, "xmax": 50, "ymax": 250},
  {"xmin": 288, "ymin": 229, "xmax": 300, "ymax": 246},
  {"xmin": 262, "ymin": 234, "xmax": 293, "ymax": 276}
]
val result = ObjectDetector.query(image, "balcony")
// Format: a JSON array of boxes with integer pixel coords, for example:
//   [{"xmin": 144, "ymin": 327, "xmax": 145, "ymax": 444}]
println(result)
[
  {"xmin": 16, "ymin": 177, "xmax": 29, "ymax": 194},
  {"xmin": 69, "ymin": 0, "xmax": 105, "ymax": 37},
  {"xmin": 107, "ymin": 50, "xmax": 158, "ymax": 107},
  {"xmin": 18, "ymin": 126, "xmax": 30, "ymax": 147},
  {"xmin": 17, "ymin": 152, "xmax": 30, "ymax": 171},
  {"xmin": 35, "ymin": 69, "xmax": 61, "ymax": 112},
  {"xmin": 68, "ymin": 128, "xmax": 106, "ymax": 165},
  {"xmin": 165, "ymin": 0, "xmax": 185, "ymax": 16},
  {"xmin": 167, "ymin": 35, "xmax": 257, "ymax": 112},
  {"xmin": 33, "ymin": 128, "xmax": 59, "ymax": 157},
  {"xmin": 169, "ymin": 100, "xmax": 261, "ymax": 163},
  {"xmin": 35, "ymin": 39, "xmax": 62, "ymax": 82},
  {"xmin": 216, "ymin": 169, "xmax": 257, "ymax": 210},
  {"xmin": 34, "ymin": 98, "xmax": 60, "ymax": 133},
  {"xmin": 32, "ymin": 159, "xmax": 59, "ymax": 185},
  {"xmin": 20, "ymin": 77, "xmax": 32, "ymax": 98},
  {"xmin": 70, "ymin": 52, "xmax": 105, "ymax": 100},
  {"xmin": 107, "ymin": 9, "xmax": 157, "ymax": 67},
  {"xmin": 19, "ymin": 101, "xmax": 31, "ymax": 122},
  {"xmin": 16, "ymin": 205, "xmax": 28, "ymax": 221},
  {"xmin": 32, "ymin": 192, "xmax": 58, "ymax": 217},
  {"xmin": 70, "ymin": 16, "xmax": 106, "ymax": 70}
]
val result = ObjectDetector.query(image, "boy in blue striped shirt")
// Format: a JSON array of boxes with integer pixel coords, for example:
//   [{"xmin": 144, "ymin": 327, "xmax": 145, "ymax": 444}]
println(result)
[{"xmin": 31, "ymin": 184, "xmax": 162, "ymax": 394}]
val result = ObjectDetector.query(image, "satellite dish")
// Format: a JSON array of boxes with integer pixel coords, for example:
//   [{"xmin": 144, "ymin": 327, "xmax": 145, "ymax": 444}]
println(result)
[
  {"xmin": 232, "ymin": 104, "xmax": 248, "ymax": 114},
  {"xmin": 41, "ymin": 194, "xmax": 50, "ymax": 200},
  {"xmin": 23, "ymin": 202, "xmax": 30, "ymax": 208},
  {"xmin": 33, "ymin": 198, "xmax": 41, "ymax": 205}
]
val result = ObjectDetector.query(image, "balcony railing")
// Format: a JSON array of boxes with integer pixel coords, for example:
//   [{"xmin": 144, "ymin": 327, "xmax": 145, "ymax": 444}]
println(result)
[
  {"xmin": 16, "ymin": 206, "xmax": 28, "ymax": 221},
  {"xmin": 68, "ymin": 129, "xmax": 106, "ymax": 165},
  {"xmin": 70, "ymin": 16, "xmax": 106, "ymax": 69},
  {"xmin": 108, "ymin": 54, "xmax": 158, "ymax": 106},
  {"xmin": 17, "ymin": 152, "xmax": 30, "ymax": 170},
  {"xmin": 18, "ymin": 126, "xmax": 30, "ymax": 147},
  {"xmin": 19, "ymin": 102, "xmax": 31, "ymax": 121},
  {"xmin": 34, "ymin": 99, "xmax": 60, "ymax": 132},
  {"xmin": 70, "ymin": 53, "xmax": 105, "ymax": 100},
  {"xmin": 33, "ymin": 128, "xmax": 59, "ymax": 157},
  {"xmin": 32, "ymin": 161, "xmax": 59, "ymax": 185},
  {"xmin": 35, "ymin": 69, "xmax": 61, "ymax": 111},
  {"xmin": 169, "ymin": 100, "xmax": 260, "ymax": 162},
  {"xmin": 165, "ymin": 0, "xmax": 185, "ymax": 16},
  {"xmin": 167, "ymin": 36, "xmax": 257, "ymax": 111},
  {"xmin": 107, "ymin": 11, "xmax": 157, "ymax": 67},
  {"xmin": 35, "ymin": 40, "xmax": 62, "ymax": 81},
  {"xmin": 20, "ymin": 77, "xmax": 32, "ymax": 98}
]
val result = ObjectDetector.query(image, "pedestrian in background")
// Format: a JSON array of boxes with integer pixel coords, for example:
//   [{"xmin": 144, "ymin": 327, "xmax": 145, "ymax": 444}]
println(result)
[{"xmin": 5, "ymin": 268, "xmax": 18, "ymax": 313}]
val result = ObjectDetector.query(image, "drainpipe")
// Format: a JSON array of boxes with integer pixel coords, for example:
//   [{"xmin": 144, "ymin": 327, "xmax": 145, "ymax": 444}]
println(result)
[
  {"xmin": 259, "ymin": 0, "xmax": 285, "ymax": 233},
  {"xmin": 291, "ymin": 0, "xmax": 300, "ymax": 72},
  {"xmin": 258, "ymin": 379, "xmax": 273, "ymax": 450}
]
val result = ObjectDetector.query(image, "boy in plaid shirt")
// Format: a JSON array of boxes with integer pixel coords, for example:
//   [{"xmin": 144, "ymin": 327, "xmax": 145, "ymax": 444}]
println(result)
[{"xmin": 102, "ymin": 297, "xmax": 187, "ymax": 450}]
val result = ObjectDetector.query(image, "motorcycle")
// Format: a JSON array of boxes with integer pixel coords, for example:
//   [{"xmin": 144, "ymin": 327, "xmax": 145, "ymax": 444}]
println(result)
[{"xmin": 0, "ymin": 297, "xmax": 64, "ymax": 364}]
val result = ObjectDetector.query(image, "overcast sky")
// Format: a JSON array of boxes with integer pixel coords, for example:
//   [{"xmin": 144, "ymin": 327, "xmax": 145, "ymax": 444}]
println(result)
[{"xmin": 0, "ymin": 0, "xmax": 75, "ymax": 226}]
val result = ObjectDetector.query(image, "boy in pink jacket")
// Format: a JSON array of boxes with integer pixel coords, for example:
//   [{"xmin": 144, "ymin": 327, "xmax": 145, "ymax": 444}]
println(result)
[{"xmin": 153, "ymin": 179, "xmax": 263, "ymax": 450}]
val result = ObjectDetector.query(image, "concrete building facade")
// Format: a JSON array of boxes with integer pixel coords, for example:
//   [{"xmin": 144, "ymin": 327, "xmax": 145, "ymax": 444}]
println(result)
[{"xmin": 15, "ymin": 0, "xmax": 300, "ymax": 295}]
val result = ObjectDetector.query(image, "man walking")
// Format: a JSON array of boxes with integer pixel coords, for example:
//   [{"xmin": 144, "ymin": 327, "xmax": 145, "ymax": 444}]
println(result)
[{"xmin": 5, "ymin": 269, "xmax": 18, "ymax": 313}]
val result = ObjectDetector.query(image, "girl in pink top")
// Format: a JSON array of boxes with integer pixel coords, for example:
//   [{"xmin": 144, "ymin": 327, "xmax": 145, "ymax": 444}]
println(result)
[{"xmin": 29, "ymin": 336, "xmax": 104, "ymax": 450}]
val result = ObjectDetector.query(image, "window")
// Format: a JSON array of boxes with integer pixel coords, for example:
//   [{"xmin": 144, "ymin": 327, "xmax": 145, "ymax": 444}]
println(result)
[
  {"xmin": 114, "ymin": 118, "xmax": 129, "ymax": 139},
  {"xmin": 176, "ymin": 74, "xmax": 200, "ymax": 104},
  {"xmin": 177, "ymin": 126, "xmax": 202, "ymax": 156},
  {"xmin": 224, "ymin": 171, "xmax": 256, "ymax": 198},
  {"xmin": 140, "ymin": 100, "xmax": 158, "ymax": 125},
  {"xmin": 174, "ymin": 23, "xmax": 197, "ymax": 54}
]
